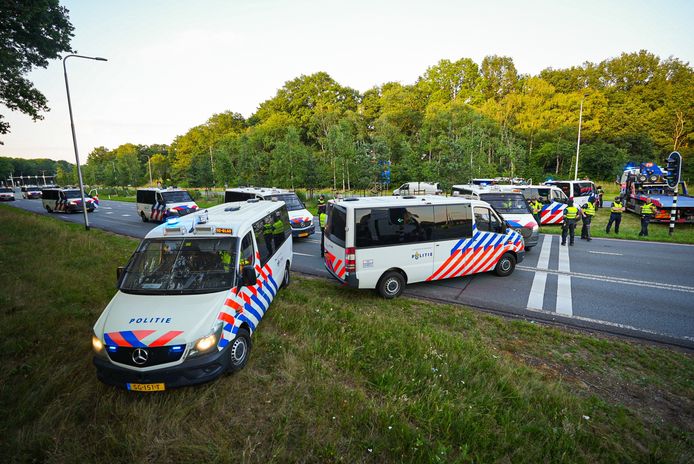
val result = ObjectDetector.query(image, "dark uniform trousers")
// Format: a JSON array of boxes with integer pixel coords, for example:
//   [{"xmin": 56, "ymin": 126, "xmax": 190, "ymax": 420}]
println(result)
[
  {"xmin": 606, "ymin": 213, "xmax": 621, "ymax": 234},
  {"xmin": 640, "ymin": 214, "xmax": 653, "ymax": 236},
  {"xmin": 562, "ymin": 219, "xmax": 578, "ymax": 245},
  {"xmin": 581, "ymin": 216, "xmax": 592, "ymax": 240}
]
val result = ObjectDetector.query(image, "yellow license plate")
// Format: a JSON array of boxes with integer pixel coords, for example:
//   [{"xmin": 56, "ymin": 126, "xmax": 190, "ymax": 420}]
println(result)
[
  {"xmin": 127, "ymin": 382, "xmax": 165, "ymax": 392},
  {"xmin": 299, "ymin": 233, "xmax": 308, "ymax": 237}
]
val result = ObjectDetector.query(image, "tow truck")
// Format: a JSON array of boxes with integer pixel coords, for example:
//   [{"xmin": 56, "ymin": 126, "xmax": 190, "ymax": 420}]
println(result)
[{"xmin": 620, "ymin": 162, "xmax": 694, "ymax": 223}]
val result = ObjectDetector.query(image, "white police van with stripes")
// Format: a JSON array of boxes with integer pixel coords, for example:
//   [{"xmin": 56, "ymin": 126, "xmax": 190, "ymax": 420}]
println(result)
[
  {"xmin": 136, "ymin": 187, "xmax": 199, "ymax": 222},
  {"xmin": 323, "ymin": 195, "xmax": 524, "ymax": 298},
  {"xmin": 92, "ymin": 200, "xmax": 292, "ymax": 390}
]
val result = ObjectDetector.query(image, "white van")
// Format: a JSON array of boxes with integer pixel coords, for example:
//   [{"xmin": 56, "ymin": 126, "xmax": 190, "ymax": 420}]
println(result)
[
  {"xmin": 452, "ymin": 184, "xmax": 539, "ymax": 250},
  {"xmin": 501, "ymin": 185, "xmax": 569, "ymax": 225},
  {"xmin": 41, "ymin": 188, "xmax": 96, "ymax": 213},
  {"xmin": 0, "ymin": 186, "xmax": 16, "ymax": 201},
  {"xmin": 136, "ymin": 188, "xmax": 199, "ymax": 222},
  {"xmin": 392, "ymin": 182, "xmax": 442, "ymax": 196},
  {"xmin": 92, "ymin": 200, "xmax": 293, "ymax": 390},
  {"xmin": 225, "ymin": 187, "xmax": 314, "ymax": 238},
  {"xmin": 323, "ymin": 195, "xmax": 524, "ymax": 298},
  {"xmin": 544, "ymin": 180, "xmax": 596, "ymax": 207}
]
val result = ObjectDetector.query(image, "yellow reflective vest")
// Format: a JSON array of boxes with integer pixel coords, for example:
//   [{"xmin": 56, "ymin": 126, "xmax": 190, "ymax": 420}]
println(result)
[
  {"xmin": 319, "ymin": 212, "xmax": 327, "ymax": 228},
  {"xmin": 584, "ymin": 201, "xmax": 595, "ymax": 216},
  {"xmin": 611, "ymin": 201, "xmax": 624, "ymax": 214},
  {"xmin": 531, "ymin": 200, "xmax": 542, "ymax": 214},
  {"xmin": 641, "ymin": 203, "xmax": 656, "ymax": 215},
  {"xmin": 564, "ymin": 206, "xmax": 579, "ymax": 220}
]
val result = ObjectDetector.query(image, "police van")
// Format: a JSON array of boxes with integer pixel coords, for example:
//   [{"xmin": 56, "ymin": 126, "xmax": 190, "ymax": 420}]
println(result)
[
  {"xmin": 323, "ymin": 195, "xmax": 524, "ymax": 298},
  {"xmin": 92, "ymin": 200, "xmax": 293, "ymax": 390},
  {"xmin": 544, "ymin": 180, "xmax": 597, "ymax": 207},
  {"xmin": 452, "ymin": 184, "xmax": 539, "ymax": 250},
  {"xmin": 41, "ymin": 187, "xmax": 96, "ymax": 213},
  {"xmin": 136, "ymin": 188, "xmax": 199, "ymax": 222},
  {"xmin": 21, "ymin": 186, "xmax": 42, "ymax": 199},
  {"xmin": 0, "ymin": 186, "xmax": 15, "ymax": 201},
  {"xmin": 501, "ymin": 184, "xmax": 569, "ymax": 225},
  {"xmin": 392, "ymin": 182, "xmax": 442, "ymax": 196},
  {"xmin": 225, "ymin": 187, "xmax": 314, "ymax": 238}
]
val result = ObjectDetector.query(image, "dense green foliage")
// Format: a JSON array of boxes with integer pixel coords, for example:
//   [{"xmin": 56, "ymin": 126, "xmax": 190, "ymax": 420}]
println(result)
[
  {"xmin": 5, "ymin": 51, "xmax": 693, "ymax": 189},
  {"xmin": 0, "ymin": 0, "xmax": 74, "ymax": 137}
]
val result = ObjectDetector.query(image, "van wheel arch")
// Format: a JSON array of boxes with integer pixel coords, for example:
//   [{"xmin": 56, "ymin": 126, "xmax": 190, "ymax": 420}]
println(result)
[
  {"xmin": 227, "ymin": 326, "xmax": 252, "ymax": 373},
  {"xmin": 494, "ymin": 252, "xmax": 516, "ymax": 277},
  {"xmin": 377, "ymin": 268, "xmax": 407, "ymax": 299}
]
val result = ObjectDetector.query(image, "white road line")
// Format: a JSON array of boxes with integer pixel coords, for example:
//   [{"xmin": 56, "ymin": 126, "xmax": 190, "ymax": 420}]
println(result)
[
  {"xmin": 106, "ymin": 212, "xmax": 113, "ymax": 214},
  {"xmin": 556, "ymin": 240, "xmax": 572, "ymax": 316},
  {"xmin": 121, "ymin": 214, "xmax": 131, "ymax": 217},
  {"xmin": 588, "ymin": 250, "xmax": 623, "ymax": 256},
  {"xmin": 517, "ymin": 266, "xmax": 694, "ymax": 294},
  {"xmin": 293, "ymin": 251, "xmax": 316, "ymax": 257},
  {"xmin": 527, "ymin": 235, "xmax": 553, "ymax": 310}
]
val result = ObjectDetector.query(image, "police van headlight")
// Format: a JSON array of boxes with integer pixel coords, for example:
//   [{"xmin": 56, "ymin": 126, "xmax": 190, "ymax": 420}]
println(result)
[
  {"xmin": 188, "ymin": 322, "xmax": 224, "ymax": 359},
  {"xmin": 92, "ymin": 334, "xmax": 107, "ymax": 358}
]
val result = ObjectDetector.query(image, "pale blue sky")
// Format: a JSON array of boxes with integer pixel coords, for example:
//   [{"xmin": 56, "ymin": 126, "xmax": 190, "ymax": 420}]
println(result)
[{"xmin": 1, "ymin": 0, "xmax": 692, "ymax": 161}]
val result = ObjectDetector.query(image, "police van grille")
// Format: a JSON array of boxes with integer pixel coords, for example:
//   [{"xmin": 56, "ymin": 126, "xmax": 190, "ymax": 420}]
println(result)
[
  {"xmin": 518, "ymin": 227, "xmax": 532, "ymax": 239},
  {"xmin": 107, "ymin": 346, "xmax": 185, "ymax": 367}
]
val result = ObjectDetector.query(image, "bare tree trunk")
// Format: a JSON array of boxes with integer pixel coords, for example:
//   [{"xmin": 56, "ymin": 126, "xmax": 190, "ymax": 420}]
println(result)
[
  {"xmin": 673, "ymin": 110, "xmax": 685, "ymax": 151},
  {"xmin": 555, "ymin": 153, "xmax": 560, "ymax": 175},
  {"xmin": 332, "ymin": 156, "xmax": 336, "ymax": 192}
]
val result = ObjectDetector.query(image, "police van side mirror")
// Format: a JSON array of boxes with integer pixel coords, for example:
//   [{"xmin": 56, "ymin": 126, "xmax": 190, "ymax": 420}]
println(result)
[
  {"xmin": 116, "ymin": 266, "xmax": 125, "ymax": 284},
  {"xmin": 240, "ymin": 266, "xmax": 257, "ymax": 287}
]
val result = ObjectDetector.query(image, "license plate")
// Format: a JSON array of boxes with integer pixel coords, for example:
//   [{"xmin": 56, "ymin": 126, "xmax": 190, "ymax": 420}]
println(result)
[
  {"xmin": 126, "ymin": 382, "xmax": 165, "ymax": 392},
  {"xmin": 299, "ymin": 233, "xmax": 308, "ymax": 237}
]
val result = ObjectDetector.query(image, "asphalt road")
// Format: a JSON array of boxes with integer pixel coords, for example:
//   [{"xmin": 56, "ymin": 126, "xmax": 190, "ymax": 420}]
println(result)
[{"xmin": 6, "ymin": 196, "xmax": 694, "ymax": 347}]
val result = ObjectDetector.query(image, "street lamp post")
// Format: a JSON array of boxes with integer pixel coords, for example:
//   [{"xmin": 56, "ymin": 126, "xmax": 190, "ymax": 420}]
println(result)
[
  {"xmin": 63, "ymin": 54, "xmax": 107, "ymax": 231},
  {"xmin": 574, "ymin": 93, "xmax": 587, "ymax": 181}
]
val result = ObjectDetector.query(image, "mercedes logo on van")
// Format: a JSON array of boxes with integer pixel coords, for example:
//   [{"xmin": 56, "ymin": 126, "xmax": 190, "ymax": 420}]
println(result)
[{"xmin": 132, "ymin": 348, "xmax": 149, "ymax": 365}]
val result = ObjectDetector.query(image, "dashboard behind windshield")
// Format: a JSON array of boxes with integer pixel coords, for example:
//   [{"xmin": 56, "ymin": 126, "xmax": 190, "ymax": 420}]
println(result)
[
  {"xmin": 481, "ymin": 194, "xmax": 531, "ymax": 214},
  {"xmin": 265, "ymin": 193, "xmax": 304, "ymax": 211},
  {"xmin": 120, "ymin": 238, "xmax": 237, "ymax": 294},
  {"xmin": 161, "ymin": 191, "xmax": 193, "ymax": 203}
]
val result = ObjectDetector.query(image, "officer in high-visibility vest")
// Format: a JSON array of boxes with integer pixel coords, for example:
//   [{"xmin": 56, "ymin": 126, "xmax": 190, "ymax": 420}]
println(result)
[
  {"xmin": 561, "ymin": 198, "xmax": 582, "ymax": 246},
  {"xmin": 272, "ymin": 212, "xmax": 285, "ymax": 249},
  {"xmin": 580, "ymin": 196, "xmax": 596, "ymax": 241},
  {"xmin": 263, "ymin": 217, "xmax": 274, "ymax": 254},
  {"xmin": 529, "ymin": 197, "xmax": 543, "ymax": 224},
  {"xmin": 605, "ymin": 196, "xmax": 625, "ymax": 234},
  {"xmin": 318, "ymin": 204, "xmax": 328, "ymax": 257},
  {"xmin": 317, "ymin": 194, "xmax": 326, "ymax": 209},
  {"xmin": 638, "ymin": 198, "xmax": 657, "ymax": 237},
  {"xmin": 219, "ymin": 250, "xmax": 232, "ymax": 272}
]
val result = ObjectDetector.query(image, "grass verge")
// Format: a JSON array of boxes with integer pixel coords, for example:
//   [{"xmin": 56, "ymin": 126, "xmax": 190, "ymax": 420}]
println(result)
[{"xmin": 1, "ymin": 205, "xmax": 692, "ymax": 463}]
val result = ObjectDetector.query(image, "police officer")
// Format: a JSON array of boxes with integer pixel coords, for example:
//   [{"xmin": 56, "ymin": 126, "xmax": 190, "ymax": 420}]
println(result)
[
  {"xmin": 317, "ymin": 194, "xmax": 326, "ymax": 209},
  {"xmin": 318, "ymin": 205, "xmax": 328, "ymax": 257},
  {"xmin": 263, "ymin": 217, "xmax": 274, "ymax": 254},
  {"xmin": 596, "ymin": 185, "xmax": 604, "ymax": 208},
  {"xmin": 581, "ymin": 196, "xmax": 596, "ymax": 241},
  {"xmin": 561, "ymin": 198, "xmax": 582, "ymax": 246},
  {"xmin": 605, "ymin": 196, "xmax": 624, "ymax": 234},
  {"xmin": 530, "ymin": 197, "xmax": 543, "ymax": 225},
  {"xmin": 638, "ymin": 198, "xmax": 656, "ymax": 237},
  {"xmin": 272, "ymin": 211, "xmax": 285, "ymax": 249}
]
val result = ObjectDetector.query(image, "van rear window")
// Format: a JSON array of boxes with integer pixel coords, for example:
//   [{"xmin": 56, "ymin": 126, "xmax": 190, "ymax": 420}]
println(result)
[{"xmin": 327, "ymin": 205, "xmax": 347, "ymax": 246}]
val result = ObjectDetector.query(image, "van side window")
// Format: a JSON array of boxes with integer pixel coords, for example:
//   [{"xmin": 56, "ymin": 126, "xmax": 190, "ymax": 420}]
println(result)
[
  {"xmin": 240, "ymin": 232, "xmax": 255, "ymax": 269},
  {"xmin": 434, "ymin": 204, "xmax": 472, "ymax": 240},
  {"xmin": 474, "ymin": 207, "xmax": 492, "ymax": 232},
  {"xmin": 253, "ymin": 215, "xmax": 273, "ymax": 266},
  {"xmin": 327, "ymin": 205, "xmax": 347, "ymax": 247},
  {"xmin": 354, "ymin": 206, "xmax": 435, "ymax": 247}
]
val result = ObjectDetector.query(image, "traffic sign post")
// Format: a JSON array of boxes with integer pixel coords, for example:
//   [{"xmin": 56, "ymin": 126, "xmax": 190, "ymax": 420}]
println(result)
[{"xmin": 666, "ymin": 152, "xmax": 682, "ymax": 236}]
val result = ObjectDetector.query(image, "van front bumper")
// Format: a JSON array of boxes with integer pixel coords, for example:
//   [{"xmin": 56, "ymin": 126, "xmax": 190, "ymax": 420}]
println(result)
[
  {"xmin": 516, "ymin": 250, "xmax": 525, "ymax": 264},
  {"xmin": 291, "ymin": 223, "xmax": 315, "ymax": 237},
  {"xmin": 93, "ymin": 346, "xmax": 230, "ymax": 389}
]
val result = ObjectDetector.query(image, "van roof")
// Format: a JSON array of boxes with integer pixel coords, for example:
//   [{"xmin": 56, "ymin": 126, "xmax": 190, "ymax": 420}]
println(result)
[
  {"xmin": 545, "ymin": 180, "xmax": 594, "ymax": 184},
  {"xmin": 225, "ymin": 187, "xmax": 290, "ymax": 195},
  {"xmin": 331, "ymin": 195, "xmax": 487, "ymax": 209},
  {"xmin": 137, "ymin": 187, "xmax": 187, "ymax": 193},
  {"xmin": 452, "ymin": 184, "xmax": 525, "ymax": 194},
  {"xmin": 144, "ymin": 200, "xmax": 285, "ymax": 240}
]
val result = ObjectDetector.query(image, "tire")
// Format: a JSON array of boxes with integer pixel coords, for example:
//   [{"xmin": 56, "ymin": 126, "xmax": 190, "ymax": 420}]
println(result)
[
  {"xmin": 494, "ymin": 253, "xmax": 516, "ymax": 277},
  {"xmin": 525, "ymin": 245, "xmax": 534, "ymax": 251},
  {"xmin": 227, "ymin": 328, "xmax": 251, "ymax": 373},
  {"xmin": 281, "ymin": 262, "xmax": 291, "ymax": 288},
  {"xmin": 140, "ymin": 212, "xmax": 149, "ymax": 222},
  {"xmin": 377, "ymin": 271, "xmax": 405, "ymax": 299},
  {"xmin": 45, "ymin": 205, "xmax": 52, "ymax": 213}
]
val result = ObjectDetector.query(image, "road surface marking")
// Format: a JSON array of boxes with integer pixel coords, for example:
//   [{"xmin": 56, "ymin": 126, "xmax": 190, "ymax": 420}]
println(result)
[
  {"xmin": 106, "ymin": 212, "xmax": 113, "ymax": 214},
  {"xmin": 588, "ymin": 250, "xmax": 623, "ymax": 256},
  {"xmin": 517, "ymin": 266, "xmax": 694, "ymax": 294},
  {"xmin": 527, "ymin": 234, "xmax": 553, "ymax": 310},
  {"xmin": 293, "ymin": 252, "xmax": 316, "ymax": 257},
  {"xmin": 121, "ymin": 214, "xmax": 131, "ymax": 217},
  {"xmin": 556, "ymin": 239, "xmax": 572, "ymax": 316}
]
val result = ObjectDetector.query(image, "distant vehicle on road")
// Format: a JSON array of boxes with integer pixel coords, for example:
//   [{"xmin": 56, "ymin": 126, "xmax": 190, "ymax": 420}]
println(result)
[
  {"xmin": 392, "ymin": 181, "xmax": 442, "ymax": 196},
  {"xmin": 21, "ymin": 186, "xmax": 42, "ymax": 199},
  {"xmin": 91, "ymin": 200, "xmax": 293, "ymax": 390},
  {"xmin": 544, "ymin": 180, "xmax": 597, "ymax": 208},
  {"xmin": 323, "ymin": 195, "xmax": 524, "ymax": 298},
  {"xmin": 41, "ymin": 188, "xmax": 95, "ymax": 212},
  {"xmin": 0, "ymin": 187, "xmax": 16, "ymax": 201},
  {"xmin": 224, "ymin": 187, "xmax": 314, "ymax": 238},
  {"xmin": 452, "ymin": 184, "xmax": 539, "ymax": 250},
  {"xmin": 136, "ymin": 188, "xmax": 199, "ymax": 222},
  {"xmin": 498, "ymin": 185, "xmax": 569, "ymax": 225}
]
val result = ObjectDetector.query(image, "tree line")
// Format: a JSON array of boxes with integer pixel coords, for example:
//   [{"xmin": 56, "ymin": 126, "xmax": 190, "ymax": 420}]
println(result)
[{"xmin": 4, "ymin": 50, "xmax": 693, "ymax": 191}]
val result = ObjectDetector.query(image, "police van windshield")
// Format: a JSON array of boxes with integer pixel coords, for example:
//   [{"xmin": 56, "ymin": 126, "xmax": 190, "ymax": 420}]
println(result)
[
  {"xmin": 161, "ymin": 191, "xmax": 193, "ymax": 203},
  {"xmin": 266, "ymin": 193, "xmax": 304, "ymax": 211},
  {"xmin": 120, "ymin": 238, "xmax": 238, "ymax": 295},
  {"xmin": 480, "ymin": 194, "xmax": 531, "ymax": 214},
  {"xmin": 0, "ymin": 187, "xmax": 12, "ymax": 192},
  {"xmin": 64, "ymin": 190, "xmax": 89, "ymax": 199}
]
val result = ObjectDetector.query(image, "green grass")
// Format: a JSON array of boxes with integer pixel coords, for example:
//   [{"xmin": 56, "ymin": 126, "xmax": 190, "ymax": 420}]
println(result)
[{"xmin": 2, "ymin": 205, "xmax": 692, "ymax": 463}]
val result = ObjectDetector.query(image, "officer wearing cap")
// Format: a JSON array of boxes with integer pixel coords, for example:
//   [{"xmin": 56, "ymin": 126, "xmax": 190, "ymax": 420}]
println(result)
[
  {"xmin": 639, "ymin": 198, "xmax": 656, "ymax": 237},
  {"xmin": 606, "ymin": 196, "xmax": 625, "ymax": 234},
  {"xmin": 561, "ymin": 198, "xmax": 582, "ymax": 246},
  {"xmin": 581, "ymin": 196, "xmax": 596, "ymax": 241},
  {"xmin": 318, "ymin": 204, "xmax": 328, "ymax": 257}
]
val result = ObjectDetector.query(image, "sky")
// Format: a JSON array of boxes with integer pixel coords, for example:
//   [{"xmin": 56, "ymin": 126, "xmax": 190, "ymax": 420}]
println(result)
[{"xmin": 1, "ymin": 0, "xmax": 693, "ymax": 162}]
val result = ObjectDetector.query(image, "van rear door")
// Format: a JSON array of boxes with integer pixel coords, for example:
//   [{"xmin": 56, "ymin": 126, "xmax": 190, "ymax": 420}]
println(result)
[{"xmin": 323, "ymin": 204, "xmax": 348, "ymax": 282}]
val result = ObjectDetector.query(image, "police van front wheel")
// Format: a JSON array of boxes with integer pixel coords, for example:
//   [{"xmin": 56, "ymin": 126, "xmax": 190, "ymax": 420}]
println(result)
[
  {"xmin": 140, "ymin": 212, "xmax": 148, "ymax": 222},
  {"xmin": 377, "ymin": 271, "xmax": 405, "ymax": 299},
  {"xmin": 494, "ymin": 253, "xmax": 516, "ymax": 277},
  {"xmin": 228, "ymin": 329, "xmax": 251, "ymax": 373},
  {"xmin": 281, "ymin": 263, "xmax": 291, "ymax": 288}
]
